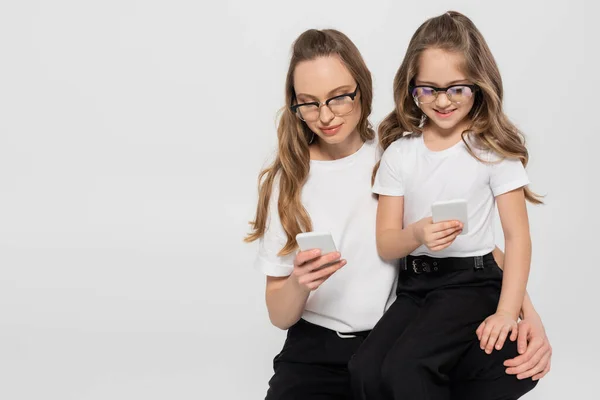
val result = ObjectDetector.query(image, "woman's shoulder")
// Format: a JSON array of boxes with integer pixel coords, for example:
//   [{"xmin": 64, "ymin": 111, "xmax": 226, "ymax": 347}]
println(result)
[{"xmin": 361, "ymin": 136, "xmax": 384, "ymax": 163}]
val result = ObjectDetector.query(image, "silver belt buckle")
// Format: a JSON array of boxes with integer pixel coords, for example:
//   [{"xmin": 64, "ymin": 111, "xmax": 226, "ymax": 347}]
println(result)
[
  {"xmin": 412, "ymin": 258, "xmax": 433, "ymax": 273},
  {"xmin": 412, "ymin": 258, "xmax": 423, "ymax": 274}
]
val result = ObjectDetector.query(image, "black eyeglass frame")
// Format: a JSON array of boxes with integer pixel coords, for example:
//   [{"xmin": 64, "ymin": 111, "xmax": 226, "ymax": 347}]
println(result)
[
  {"xmin": 290, "ymin": 84, "xmax": 360, "ymax": 119},
  {"xmin": 409, "ymin": 84, "xmax": 479, "ymax": 104}
]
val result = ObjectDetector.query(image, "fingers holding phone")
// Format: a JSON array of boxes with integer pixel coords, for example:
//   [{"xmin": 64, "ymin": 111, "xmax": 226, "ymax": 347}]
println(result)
[
  {"xmin": 293, "ymin": 233, "xmax": 346, "ymax": 291},
  {"xmin": 415, "ymin": 217, "xmax": 463, "ymax": 252},
  {"xmin": 414, "ymin": 199, "xmax": 468, "ymax": 252}
]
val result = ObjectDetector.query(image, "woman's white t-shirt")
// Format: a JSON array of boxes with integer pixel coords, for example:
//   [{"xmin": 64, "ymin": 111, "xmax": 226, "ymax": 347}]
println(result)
[
  {"xmin": 373, "ymin": 133, "xmax": 530, "ymax": 258},
  {"xmin": 254, "ymin": 139, "xmax": 399, "ymax": 333}
]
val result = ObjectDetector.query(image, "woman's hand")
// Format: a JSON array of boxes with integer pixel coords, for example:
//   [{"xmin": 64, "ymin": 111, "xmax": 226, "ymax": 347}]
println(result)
[
  {"xmin": 503, "ymin": 314, "xmax": 552, "ymax": 380},
  {"xmin": 290, "ymin": 249, "xmax": 346, "ymax": 292}
]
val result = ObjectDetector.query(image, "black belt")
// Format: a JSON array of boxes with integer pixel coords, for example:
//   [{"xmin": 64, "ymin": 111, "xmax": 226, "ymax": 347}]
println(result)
[{"xmin": 403, "ymin": 253, "xmax": 495, "ymax": 275}]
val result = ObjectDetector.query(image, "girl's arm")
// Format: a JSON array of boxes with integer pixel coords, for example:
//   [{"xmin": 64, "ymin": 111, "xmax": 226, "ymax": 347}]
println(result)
[
  {"xmin": 376, "ymin": 195, "xmax": 464, "ymax": 260},
  {"xmin": 496, "ymin": 188, "xmax": 531, "ymax": 319},
  {"xmin": 491, "ymin": 247, "xmax": 535, "ymax": 320},
  {"xmin": 376, "ymin": 195, "xmax": 418, "ymax": 259},
  {"xmin": 492, "ymin": 245, "xmax": 552, "ymax": 380},
  {"xmin": 478, "ymin": 188, "xmax": 531, "ymax": 353}
]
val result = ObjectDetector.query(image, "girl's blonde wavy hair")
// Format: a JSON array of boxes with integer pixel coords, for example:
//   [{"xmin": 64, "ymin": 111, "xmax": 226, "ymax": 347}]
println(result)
[
  {"xmin": 245, "ymin": 29, "xmax": 375, "ymax": 255},
  {"xmin": 376, "ymin": 11, "xmax": 541, "ymax": 204}
]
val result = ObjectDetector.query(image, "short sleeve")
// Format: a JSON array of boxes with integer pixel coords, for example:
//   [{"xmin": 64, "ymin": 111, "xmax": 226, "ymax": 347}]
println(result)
[
  {"xmin": 253, "ymin": 181, "xmax": 295, "ymax": 277},
  {"xmin": 372, "ymin": 141, "xmax": 405, "ymax": 196},
  {"xmin": 488, "ymin": 153, "xmax": 530, "ymax": 197}
]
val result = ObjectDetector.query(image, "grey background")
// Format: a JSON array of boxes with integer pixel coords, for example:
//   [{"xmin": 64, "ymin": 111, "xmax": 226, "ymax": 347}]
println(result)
[{"xmin": 0, "ymin": 0, "xmax": 597, "ymax": 398}]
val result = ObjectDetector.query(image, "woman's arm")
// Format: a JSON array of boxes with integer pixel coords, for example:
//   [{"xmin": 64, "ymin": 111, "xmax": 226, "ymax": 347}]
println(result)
[
  {"xmin": 265, "ymin": 275, "xmax": 310, "ymax": 330},
  {"xmin": 265, "ymin": 250, "xmax": 345, "ymax": 330}
]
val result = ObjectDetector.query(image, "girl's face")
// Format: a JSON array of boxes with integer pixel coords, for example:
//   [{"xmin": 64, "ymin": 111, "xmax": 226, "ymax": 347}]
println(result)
[
  {"xmin": 292, "ymin": 56, "xmax": 362, "ymax": 145},
  {"xmin": 413, "ymin": 48, "xmax": 476, "ymax": 134}
]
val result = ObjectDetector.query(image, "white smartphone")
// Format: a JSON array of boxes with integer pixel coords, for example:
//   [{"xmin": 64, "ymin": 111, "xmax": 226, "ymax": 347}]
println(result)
[
  {"xmin": 296, "ymin": 232, "xmax": 338, "ymax": 254},
  {"xmin": 431, "ymin": 199, "xmax": 469, "ymax": 235}
]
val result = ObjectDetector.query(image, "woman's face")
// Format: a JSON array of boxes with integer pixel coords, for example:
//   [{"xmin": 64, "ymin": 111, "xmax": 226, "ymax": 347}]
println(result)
[{"xmin": 293, "ymin": 55, "xmax": 362, "ymax": 145}]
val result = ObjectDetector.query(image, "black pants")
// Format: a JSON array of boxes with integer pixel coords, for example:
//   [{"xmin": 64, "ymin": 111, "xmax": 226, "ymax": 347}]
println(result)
[
  {"xmin": 349, "ymin": 253, "xmax": 538, "ymax": 400},
  {"xmin": 265, "ymin": 319, "xmax": 369, "ymax": 400}
]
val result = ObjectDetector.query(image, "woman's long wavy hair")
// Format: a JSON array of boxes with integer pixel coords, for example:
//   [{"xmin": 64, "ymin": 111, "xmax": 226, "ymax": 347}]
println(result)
[
  {"xmin": 245, "ymin": 29, "xmax": 376, "ymax": 255},
  {"xmin": 377, "ymin": 11, "xmax": 541, "ymax": 203}
]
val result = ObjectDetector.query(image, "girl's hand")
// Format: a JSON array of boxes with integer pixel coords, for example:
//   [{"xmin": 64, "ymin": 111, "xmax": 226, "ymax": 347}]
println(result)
[
  {"xmin": 476, "ymin": 312, "xmax": 519, "ymax": 354},
  {"xmin": 413, "ymin": 217, "xmax": 463, "ymax": 251},
  {"xmin": 290, "ymin": 249, "xmax": 346, "ymax": 292}
]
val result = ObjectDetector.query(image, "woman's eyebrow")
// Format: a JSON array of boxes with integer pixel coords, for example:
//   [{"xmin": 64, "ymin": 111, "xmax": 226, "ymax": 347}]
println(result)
[{"xmin": 296, "ymin": 84, "xmax": 354, "ymax": 100}]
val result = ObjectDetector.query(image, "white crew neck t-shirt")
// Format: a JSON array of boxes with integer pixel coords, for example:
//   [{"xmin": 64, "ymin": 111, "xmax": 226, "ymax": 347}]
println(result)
[
  {"xmin": 254, "ymin": 139, "xmax": 399, "ymax": 333},
  {"xmin": 373, "ymin": 132, "xmax": 530, "ymax": 258}
]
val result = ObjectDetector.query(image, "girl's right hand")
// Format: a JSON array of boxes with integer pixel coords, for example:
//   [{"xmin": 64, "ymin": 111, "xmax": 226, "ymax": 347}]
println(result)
[
  {"xmin": 290, "ymin": 249, "xmax": 346, "ymax": 292},
  {"xmin": 413, "ymin": 217, "xmax": 463, "ymax": 251}
]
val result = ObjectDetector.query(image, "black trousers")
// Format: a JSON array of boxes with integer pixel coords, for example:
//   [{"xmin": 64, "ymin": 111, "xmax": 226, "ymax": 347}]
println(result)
[
  {"xmin": 349, "ymin": 253, "xmax": 538, "ymax": 400},
  {"xmin": 265, "ymin": 318, "xmax": 369, "ymax": 400}
]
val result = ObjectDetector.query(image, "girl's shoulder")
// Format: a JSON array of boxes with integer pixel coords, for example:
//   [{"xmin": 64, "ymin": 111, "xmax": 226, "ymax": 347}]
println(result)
[
  {"xmin": 462, "ymin": 132, "xmax": 495, "ymax": 161},
  {"xmin": 386, "ymin": 132, "xmax": 422, "ymax": 153},
  {"xmin": 463, "ymin": 133, "xmax": 511, "ymax": 163},
  {"xmin": 372, "ymin": 132, "xmax": 421, "ymax": 163}
]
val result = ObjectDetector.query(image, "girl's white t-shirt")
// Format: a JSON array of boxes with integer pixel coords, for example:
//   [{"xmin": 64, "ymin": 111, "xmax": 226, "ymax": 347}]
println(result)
[
  {"xmin": 373, "ymin": 133, "xmax": 530, "ymax": 258},
  {"xmin": 254, "ymin": 139, "xmax": 399, "ymax": 333}
]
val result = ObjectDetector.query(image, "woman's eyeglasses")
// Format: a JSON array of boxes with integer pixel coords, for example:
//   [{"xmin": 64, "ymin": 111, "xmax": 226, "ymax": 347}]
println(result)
[{"xmin": 291, "ymin": 84, "xmax": 360, "ymax": 122}]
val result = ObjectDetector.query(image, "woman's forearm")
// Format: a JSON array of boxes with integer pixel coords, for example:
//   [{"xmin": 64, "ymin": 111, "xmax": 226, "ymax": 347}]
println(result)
[{"xmin": 266, "ymin": 275, "xmax": 310, "ymax": 330}]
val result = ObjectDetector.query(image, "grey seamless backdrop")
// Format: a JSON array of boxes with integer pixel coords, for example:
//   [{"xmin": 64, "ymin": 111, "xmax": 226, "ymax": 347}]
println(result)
[{"xmin": 0, "ymin": 0, "xmax": 597, "ymax": 399}]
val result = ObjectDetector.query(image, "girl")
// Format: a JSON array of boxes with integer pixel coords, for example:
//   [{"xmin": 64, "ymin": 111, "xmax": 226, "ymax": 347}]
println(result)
[
  {"xmin": 350, "ymin": 11, "xmax": 541, "ymax": 400},
  {"xmin": 247, "ymin": 27, "xmax": 550, "ymax": 400}
]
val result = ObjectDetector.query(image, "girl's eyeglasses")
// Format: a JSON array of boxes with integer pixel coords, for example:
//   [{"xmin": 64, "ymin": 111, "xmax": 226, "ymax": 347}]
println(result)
[{"xmin": 410, "ymin": 84, "xmax": 478, "ymax": 105}]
